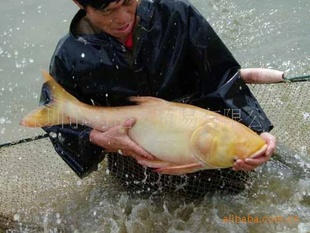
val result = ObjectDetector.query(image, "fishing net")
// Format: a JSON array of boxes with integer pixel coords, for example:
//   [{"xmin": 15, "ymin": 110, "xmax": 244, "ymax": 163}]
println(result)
[
  {"xmin": 99, "ymin": 80, "xmax": 310, "ymax": 199},
  {"xmin": 251, "ymin": 81, "xmax": 309, "ymax": 155},
  {"xmin": 0, "ymin": 81, "xmax": 309, "ymax": 231}
]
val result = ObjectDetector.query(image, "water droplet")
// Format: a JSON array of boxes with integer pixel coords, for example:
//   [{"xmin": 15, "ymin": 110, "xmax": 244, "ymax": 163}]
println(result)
[
  {"xmin": 49, "ymin": 132, "xmax": 57, "ymax": 138},
  {"xmin": 0, "ymin": 128, "xmax": 5, "ymax": 135},
  {"xmin": 0, "ymin": 117, "xmax": 6, "ymax": 124},
  {"xmin": 13, "ymin": 214, "xmax": 20, "ymax": 221}
]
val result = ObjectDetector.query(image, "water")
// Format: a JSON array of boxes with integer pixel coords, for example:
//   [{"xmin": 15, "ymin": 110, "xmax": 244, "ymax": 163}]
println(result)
[
  {"xmin": 199, "ymin": 0, "xmax": 310, "ymax": 73},
  {"xmin": 0, "ymin": 0, "xmax": 309, "ymax": 232},
  {"xmin": 0, "ymin": 0, "xmax": 76, "ymax": 144}
]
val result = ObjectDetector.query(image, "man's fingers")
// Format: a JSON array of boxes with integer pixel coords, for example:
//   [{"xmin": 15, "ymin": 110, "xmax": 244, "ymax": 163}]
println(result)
[
  {"xmin": 124, "ymin": 139, "xmax": 154, "ymax": 160},
  {"xmin": 260, "ymin": 132, "xmax": 277, "ymax": 156},
  {"xmin": 122, "ymin": 117, "xmax": 136, "ymax": 129},
  {"xmin": 244, "ymin": 157, "xmax": 267, "ymax": 166},
  {"xmin": 233, "ymin": 160, "xmax": 255, "ymax": 171},
  {"xmin": 91, "ymin": 118, "xmax": 155, "ymax": 160},
  {"xmin": 266, "ymin": 145, "xmax": 276, "ymax": 158},
  {"xmin": 120, "ymin": 117, "xmax": 154, "ymax": 159},
  {"xmin": 234, "ymin": 154, "xmax": 268, "ymax": 171}
]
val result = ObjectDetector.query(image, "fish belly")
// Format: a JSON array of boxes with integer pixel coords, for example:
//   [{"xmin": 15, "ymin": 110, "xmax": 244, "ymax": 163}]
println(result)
[{"xmin": 128, "ymin": 117, "xmax": 197, "ymax": 165}]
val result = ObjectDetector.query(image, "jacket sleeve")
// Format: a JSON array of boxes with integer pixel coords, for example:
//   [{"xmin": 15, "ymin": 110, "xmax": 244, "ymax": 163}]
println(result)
[
  {"xmin": 40, "ymin": 52, "xmax": 105, "ymax": 178},
  {"xmin": 187, "ymin": 7, "xmax": 273, "ymax": 134}
]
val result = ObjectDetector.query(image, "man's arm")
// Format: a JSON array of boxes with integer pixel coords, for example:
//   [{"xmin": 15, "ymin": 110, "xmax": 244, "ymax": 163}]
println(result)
[{"xmin": 240, "ymin": 68, "xmax": 284, "ymax": 84}]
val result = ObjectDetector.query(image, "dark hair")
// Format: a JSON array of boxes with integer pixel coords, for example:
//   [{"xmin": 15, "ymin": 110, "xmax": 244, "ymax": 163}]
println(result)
[{"xmin": 76, "ymin": 0, "xmax": 120, "ymax": 10}]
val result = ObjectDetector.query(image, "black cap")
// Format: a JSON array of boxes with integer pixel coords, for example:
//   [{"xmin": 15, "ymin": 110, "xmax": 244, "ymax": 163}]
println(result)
[{"xmin": 77, "ymin": 0, "xmax": 119, "ymax": 9}]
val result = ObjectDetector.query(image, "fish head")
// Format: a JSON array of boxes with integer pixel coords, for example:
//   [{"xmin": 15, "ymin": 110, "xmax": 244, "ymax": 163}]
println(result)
[{"xmin": 190, "ymin": 121, "xmax": 267, "ymax": 169}]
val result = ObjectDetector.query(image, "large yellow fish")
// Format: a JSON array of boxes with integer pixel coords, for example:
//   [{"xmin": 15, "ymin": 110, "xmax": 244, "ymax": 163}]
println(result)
[{"xmin": 20, "ymin": 71, "xmax": 267, "ymax": 175}]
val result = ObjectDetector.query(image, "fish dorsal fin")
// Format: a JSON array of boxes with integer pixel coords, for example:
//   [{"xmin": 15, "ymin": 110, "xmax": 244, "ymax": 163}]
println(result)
[
  {"xmin": 128, "ymin": 96, "xmax": 166, "ymax": 106},
  {"xmin": 42, "ymin": 70, "xmax": 53, "ymax": 82}
]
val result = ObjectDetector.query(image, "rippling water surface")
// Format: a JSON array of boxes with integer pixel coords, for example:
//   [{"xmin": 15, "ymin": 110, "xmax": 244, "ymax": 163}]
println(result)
[{"xmin": 0, "ymin": 0, "xmax": 309, "ymax": 232}]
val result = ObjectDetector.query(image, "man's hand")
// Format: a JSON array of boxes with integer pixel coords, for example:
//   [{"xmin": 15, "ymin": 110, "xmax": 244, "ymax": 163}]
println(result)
[
  {"xmin": 89, "ymin": 117, "xmax": 154, "ymax": 160},
  {"xmin": 232, "ymin": 132, "xmax": 276, "ymax": 171}
]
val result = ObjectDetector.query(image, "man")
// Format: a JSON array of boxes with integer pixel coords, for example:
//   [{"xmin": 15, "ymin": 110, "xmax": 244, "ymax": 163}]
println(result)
[{"xmin": 41, "ymin": 0, "xmax": 276, "ymax": 196}]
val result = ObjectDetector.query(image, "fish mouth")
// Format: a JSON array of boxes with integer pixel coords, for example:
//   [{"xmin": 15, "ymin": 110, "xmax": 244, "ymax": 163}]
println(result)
[
  {"xmin": 198, "ymin": 144, "xmax": 268, "ymax": 169},
  {"xmin": 249, "ymin": 144, "xmax": 268, "ymax": 158}
]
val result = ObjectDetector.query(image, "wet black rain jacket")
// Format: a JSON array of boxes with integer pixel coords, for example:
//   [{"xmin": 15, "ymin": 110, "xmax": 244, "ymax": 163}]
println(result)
[{"xmin": 41, "ymin": 0, "xmax": 273, "ymax": 178}]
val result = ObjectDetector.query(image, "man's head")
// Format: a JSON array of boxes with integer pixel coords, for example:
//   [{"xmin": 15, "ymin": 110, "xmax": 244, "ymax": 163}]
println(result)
[
  {"xmin": 73, "ymin": 0, "xmax": 138, "ymax": 43},
  {"xmin": 75, "ymin": 0, "xmax": 119, "ymax": 10}
]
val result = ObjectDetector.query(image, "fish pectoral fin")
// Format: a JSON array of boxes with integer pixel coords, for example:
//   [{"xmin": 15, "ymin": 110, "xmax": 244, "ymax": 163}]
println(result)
[
  {"xmin": 137, "ymin": 158, "xmax": 171, "ymax": 168},
  {"xmin": 154, "ymin": 163, "xmax": 203, "ymax": 175},
  {"xmin": 137, "ymin": 157, "xmax": 204, "ymax": 175},
  {"xmin": 128, "ymin": 96, "xmax": 166, "ymax": 105}
]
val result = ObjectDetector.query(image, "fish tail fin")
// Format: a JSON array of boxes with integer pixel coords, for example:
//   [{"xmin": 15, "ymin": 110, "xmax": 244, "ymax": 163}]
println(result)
[{"xmin": 20, "ymin": 70, "xmax": 79, "ymax": 128}]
